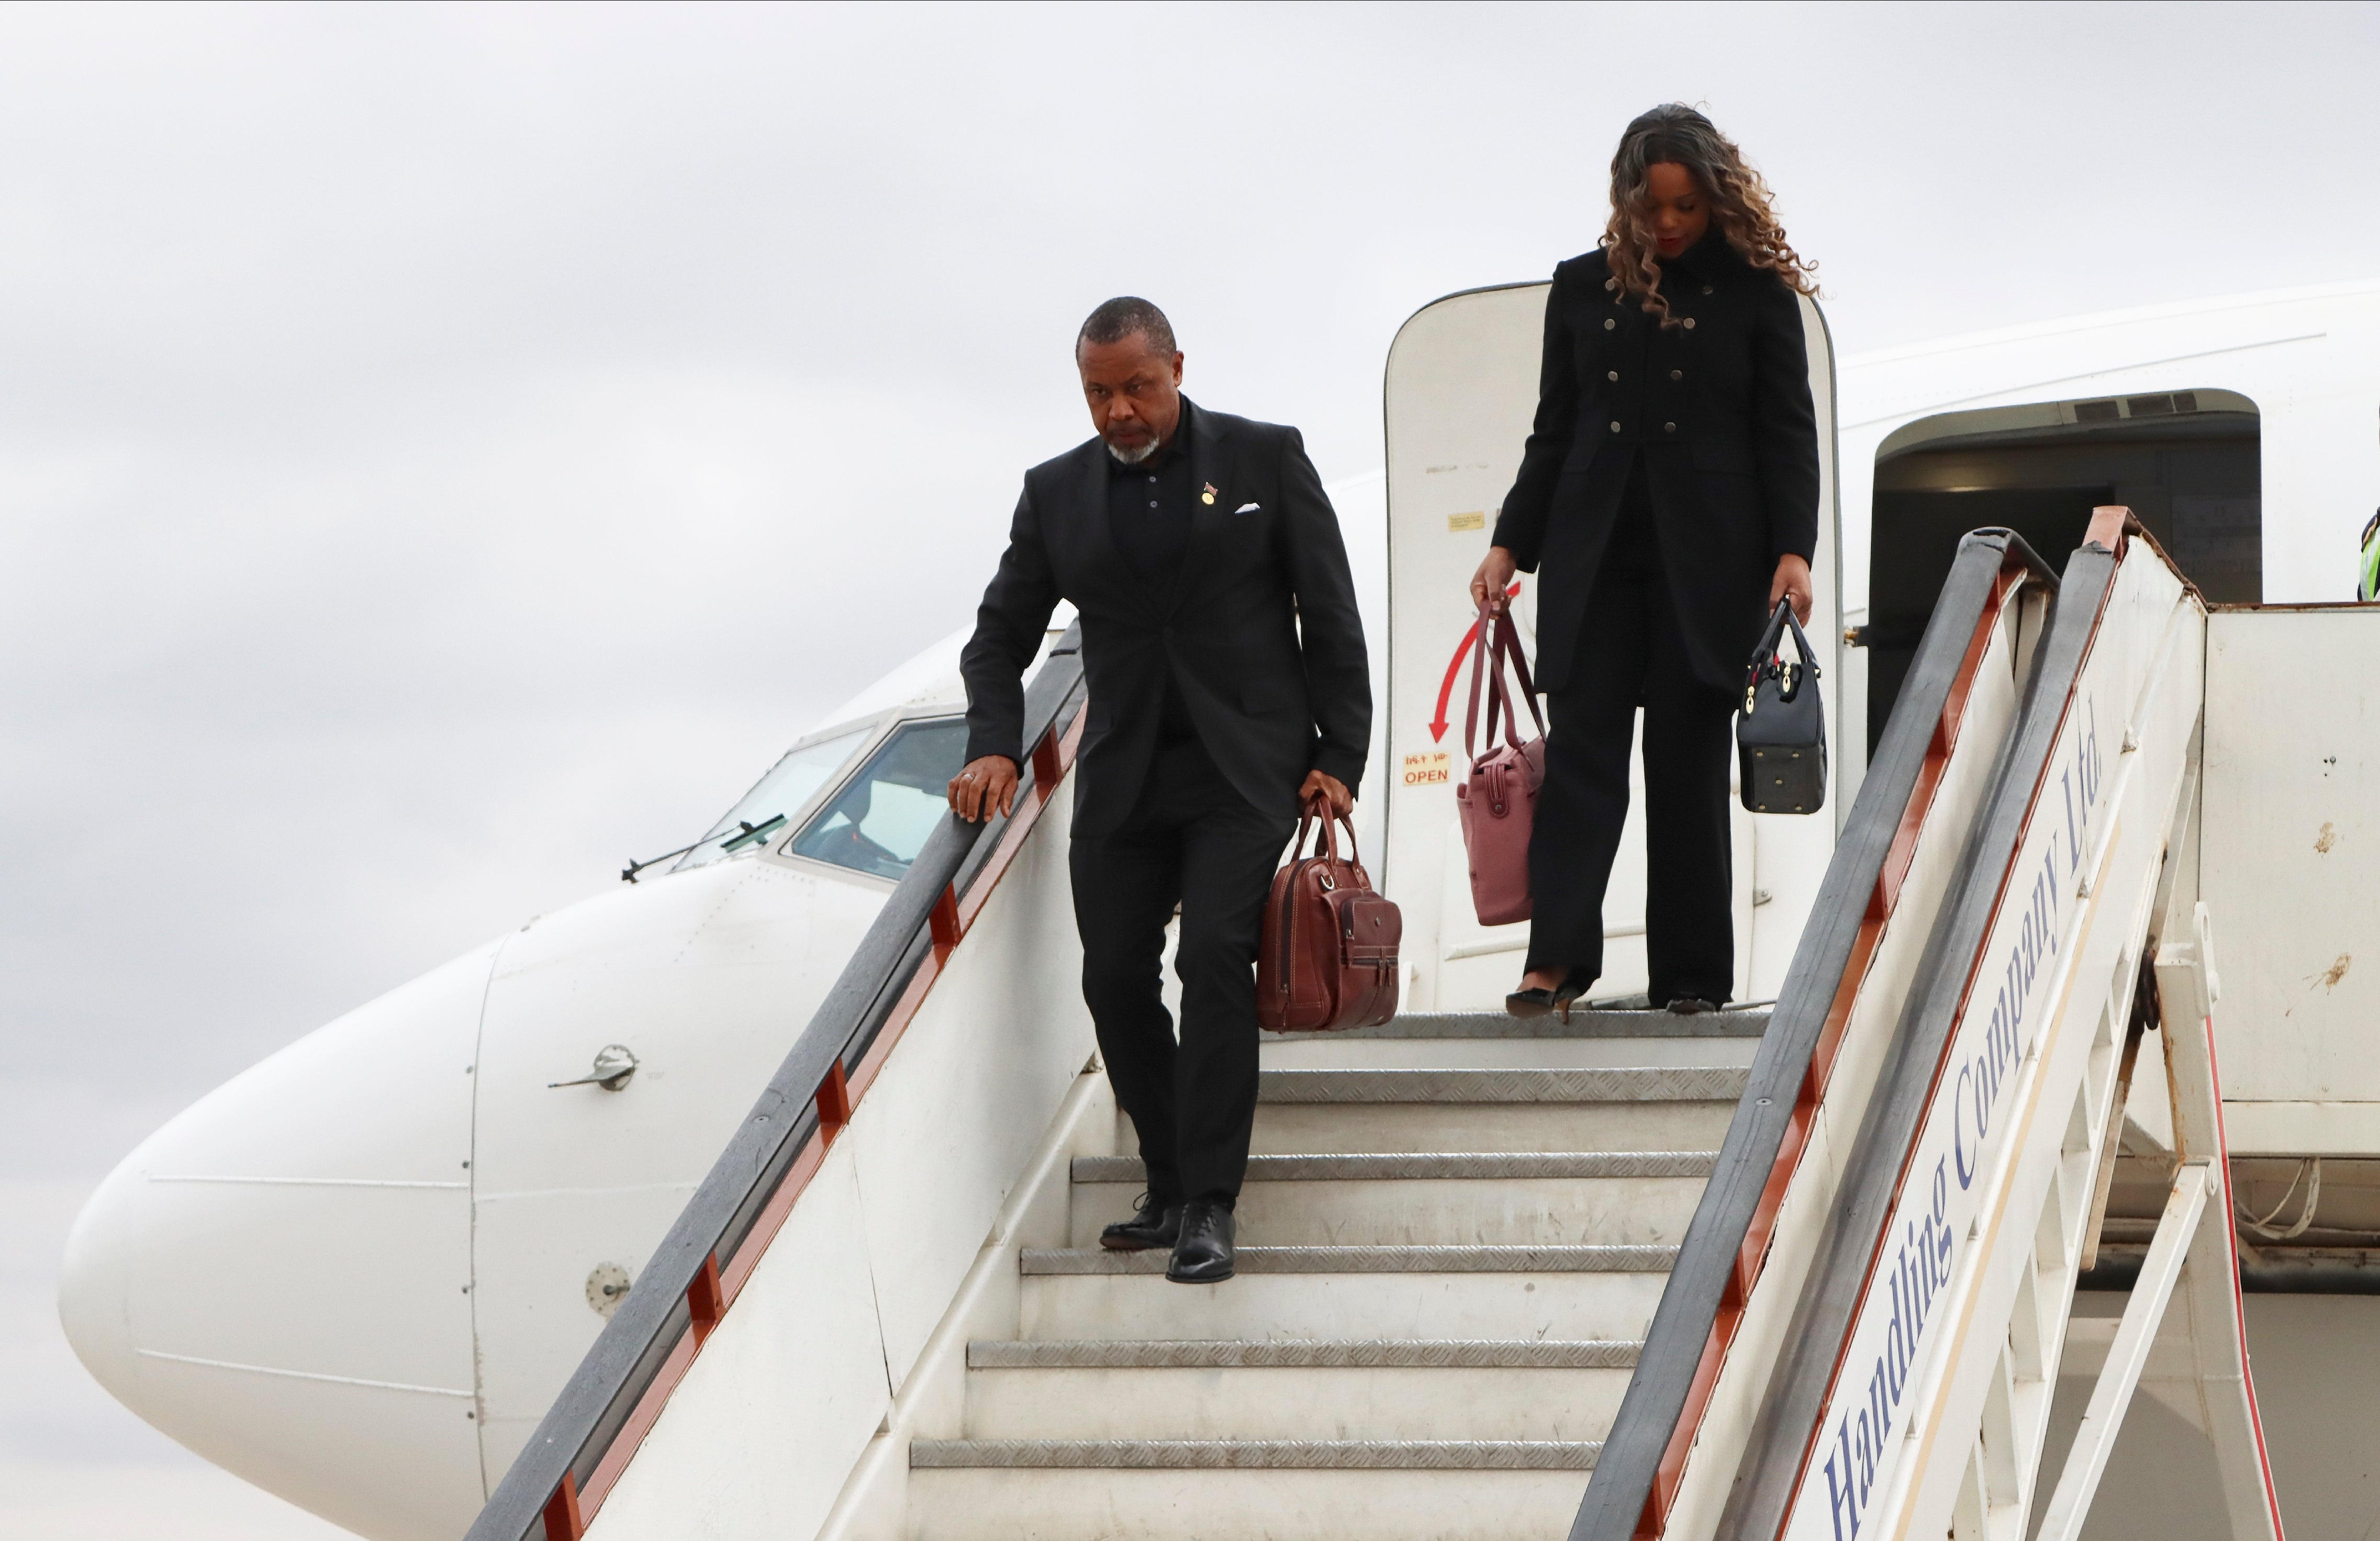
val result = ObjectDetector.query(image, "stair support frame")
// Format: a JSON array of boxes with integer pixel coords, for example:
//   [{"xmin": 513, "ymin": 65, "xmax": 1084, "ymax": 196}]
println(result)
[{"xmin": 2034, "ymin": 1159, "xmax": 2213, "ymax": 1541}]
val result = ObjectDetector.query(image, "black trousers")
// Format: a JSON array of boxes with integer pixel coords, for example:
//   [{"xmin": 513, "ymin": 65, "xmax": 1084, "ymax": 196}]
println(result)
[
  {"xmin": 1070, "ymin": 736, "xmax": 1295, "ymax": 1204},
  {"xmin": 1524, "ymin": 468, "xmax": 1738, "ymax": 1003}
]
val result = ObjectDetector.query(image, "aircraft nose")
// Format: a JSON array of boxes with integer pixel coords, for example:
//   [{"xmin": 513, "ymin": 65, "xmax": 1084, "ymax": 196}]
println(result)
[{"xmin": 58, "ymin": 941, "xmax": 502, "ymax": 1541}]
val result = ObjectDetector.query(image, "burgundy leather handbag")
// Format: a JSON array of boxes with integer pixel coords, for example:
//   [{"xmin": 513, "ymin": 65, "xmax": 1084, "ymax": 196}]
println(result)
[
  {"xmin": 1257, "ymin": 796, "xmax": 1402, "ymax": 1033},
  {"xmin": 1454, "ymin": 602, "xmax": 1546, "ymax": 926}
]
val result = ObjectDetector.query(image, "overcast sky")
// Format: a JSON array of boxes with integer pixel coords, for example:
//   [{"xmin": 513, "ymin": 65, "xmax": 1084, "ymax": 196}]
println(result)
[{"xmin": 4, "ymin": 4, "xmax": 2377, "ymax": 1534}]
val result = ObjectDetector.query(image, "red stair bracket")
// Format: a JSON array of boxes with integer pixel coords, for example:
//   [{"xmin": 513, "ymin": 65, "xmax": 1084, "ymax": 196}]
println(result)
[
  {"xmin": 815, "ymin": 1062, "xmax": 854, "ymax": 1147},
  {"xmin": 928, "ymin": 884, "xmax": 963, "ymax": 963},
  {"xmin": 687, "ymin": 1253, "xmax": 725, "ymax": 1346},
  {"xmin": 1031, "ymin": 727, "xmax": 1063, "ymax": 803},
  {"xmin": 541, "ymin": 1475, "xmax": 585, "ymax": 1541}
]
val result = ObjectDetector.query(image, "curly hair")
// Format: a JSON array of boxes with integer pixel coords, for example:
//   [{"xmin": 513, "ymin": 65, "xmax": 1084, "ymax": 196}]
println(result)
[{"xmin": 1603, "ymin": 104, "xmax": 1816, "ymax": 326}]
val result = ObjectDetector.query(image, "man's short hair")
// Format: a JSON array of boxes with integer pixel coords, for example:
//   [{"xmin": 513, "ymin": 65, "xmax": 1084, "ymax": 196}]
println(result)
[{"xmin": 1077, "ymin": 296, "xmax": 1176, "ymax": 357}]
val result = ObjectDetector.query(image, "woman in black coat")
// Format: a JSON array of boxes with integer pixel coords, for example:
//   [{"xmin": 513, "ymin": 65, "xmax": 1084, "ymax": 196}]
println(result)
[{"xmin": 1470, "ymin": 104, "xmax": 1820, "ymax": 1017}]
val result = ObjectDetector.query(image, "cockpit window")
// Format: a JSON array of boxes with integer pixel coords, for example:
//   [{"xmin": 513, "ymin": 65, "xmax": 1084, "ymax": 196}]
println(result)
[
  {"xmin": 786, "ymin": 717, "xmax": 970, "ymax": 881},
  {"xmin": 675, "ymin": 727, "xmax": 870, "ymax": 873}
]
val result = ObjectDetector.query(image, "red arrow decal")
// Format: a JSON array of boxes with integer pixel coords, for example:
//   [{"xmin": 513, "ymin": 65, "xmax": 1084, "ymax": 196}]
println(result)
[{"xmin": 1429, "ymin": 582, "xmax": 1522, "ymax": 743}]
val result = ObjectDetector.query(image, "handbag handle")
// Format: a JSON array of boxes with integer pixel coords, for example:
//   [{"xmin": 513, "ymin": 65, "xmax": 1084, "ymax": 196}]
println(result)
[
  {"xmin": 1493, "ymin": 613, "xmax": 1547, "ymax": 744},
  {"xmin": 1742, "ymin": 598, "xmax": 1823, "ymax": 712},
  {"xmin": 1463, "ymin": 602, "xmax": 1495, "ymax": 760},
  {"xmin": 1290, "ymin": 790, "xmax": 1365, "ymax": 874},
  {"xmin": 1463, "ymin": 601, "xmax": 1547, "ymax": 759}
]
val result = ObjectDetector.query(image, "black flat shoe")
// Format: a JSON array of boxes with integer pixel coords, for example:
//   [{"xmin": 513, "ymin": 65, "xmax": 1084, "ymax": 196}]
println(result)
[
  {"xmin": 1099, "ymin": 1193, "xmax": 1182, "ymax": 1252},
  {"xmin": 1166, "ymin": 1199, "xmax": 1237, "ymax": 1283},
  {"xmin": 1663, "ymin": 997, "xmax": 1723, "ymax": 1016}
]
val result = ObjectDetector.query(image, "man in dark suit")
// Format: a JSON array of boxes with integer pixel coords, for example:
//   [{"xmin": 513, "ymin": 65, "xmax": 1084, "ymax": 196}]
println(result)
[{"xmin": 946, "ymin": 297, "xmax": 1370, "ymax": 1283}]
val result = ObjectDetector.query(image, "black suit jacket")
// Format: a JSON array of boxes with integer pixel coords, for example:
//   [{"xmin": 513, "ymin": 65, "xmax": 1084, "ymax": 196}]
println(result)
[
  {"xmin": 962, "ymin": 399, "xmax": 1371, "ymax": 838},
  {"xmin": 1493, "ymin": 237, "xmax": 1820, "ymax": 693}
]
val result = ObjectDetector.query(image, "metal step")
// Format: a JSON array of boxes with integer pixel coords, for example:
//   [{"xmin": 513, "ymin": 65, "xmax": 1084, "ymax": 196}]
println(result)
[
  {"xmin": 959, "ymin": 1338, "xmax": 1634, "ymax": 1442},
  {"xmin": 1223, "ymin": 1067, "xmax": 1748, "ymax": 1156},
  {"xmin": 1022, "ymin": 1245, "xmax": 1677, "ymax": 1276},
  {"xmin": 967, "ymin": 1338, "xmax": 1641, "ymax": 1368},
  {"xmin": 1259, "ymin": 1009, "xmax": 1769, "ymax": 1068},
  {"xmin": 1018, "ymin": 1256, "xmax": 1670, "ymax": 1344},
  {"xmin": 905, "ymin": 1464, "xmax": 1598, "ymax": 1539},
  {"xmin": 1066, "ymin": 1154, "xmax": 1714, "ymax": 1248},
  {"xmin": 1238, "ymin": 1100, "xmax": 1737, "ymax": 1159},
  {"xmin": 1256, "ymin": 1067, "xmax": 1748, "ymax": 1102},
  {"xmin": 912, "ymin": 1438, "xmax": 1598, "ymax": 1469},
  {"xmin": 1298, "ymin": 1009, "xmax": 1769, "ymax": 1040},
  {"xmin": 1071, "ymin": 1151, "xmax": 1717, "ymax": 1180}
]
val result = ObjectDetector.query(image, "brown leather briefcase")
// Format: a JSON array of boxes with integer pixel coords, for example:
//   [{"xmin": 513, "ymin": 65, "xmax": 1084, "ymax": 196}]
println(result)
[{"xmin": 1257, "ymin": 795, "xmax": 1402, "ymax": 1033}]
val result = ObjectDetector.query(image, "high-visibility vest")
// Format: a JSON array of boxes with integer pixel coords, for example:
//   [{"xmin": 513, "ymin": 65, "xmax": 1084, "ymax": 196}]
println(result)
[{"xmin": 2363, "ymin": 509, "xmax": 2380, "ymax": 603}]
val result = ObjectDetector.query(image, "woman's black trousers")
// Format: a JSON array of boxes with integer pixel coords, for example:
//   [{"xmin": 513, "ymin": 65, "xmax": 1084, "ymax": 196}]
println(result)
[{"xmin": 1523, "ymin": 527, "xmax": 1738, "ymax": 1004}]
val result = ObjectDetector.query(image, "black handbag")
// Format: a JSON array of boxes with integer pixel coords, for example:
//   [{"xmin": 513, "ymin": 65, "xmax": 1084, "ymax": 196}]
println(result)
[{"xmin": 1737, "ymin": 599, "xmax": 1826, "ymax": 814}]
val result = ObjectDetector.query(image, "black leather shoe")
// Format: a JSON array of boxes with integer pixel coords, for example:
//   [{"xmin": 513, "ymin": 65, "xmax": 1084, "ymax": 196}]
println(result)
[
  {"xmin": 1664, "ymin": 997, "xmax": 1722, "ymax": 1016},
  {"xmin": 1166, "ymin": 1199, "xmax": 1236, "ymax": 1283},
  {"xmin": 1099, "ymin": 1193, "xmax": 1182, "ymax": 1252}
]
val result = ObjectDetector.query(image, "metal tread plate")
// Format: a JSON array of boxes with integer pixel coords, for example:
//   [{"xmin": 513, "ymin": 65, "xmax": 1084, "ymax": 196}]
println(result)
[
  {"xmin": 1303, "ymin": 1010, "xmax": 1769, "ymax": 1041},
  {"xmin": 1070, "ymin": 1152, "xmax": 1719, "ymax": 1182},
  {"xmin": 965, "ymin": 1338, "xmax": 1642, "ymax": 1369},
  {"xmin": 1255, "ymin": 1067, "xmax": 1747, "ymax": 1104},
  {"xmin": 1019, "ymin": 1244, "xmax": 1678, "ymax": 1276},
  {"xmin": 909, "ymin": 1437, "xmax": 1602, "ymax": 1470}
]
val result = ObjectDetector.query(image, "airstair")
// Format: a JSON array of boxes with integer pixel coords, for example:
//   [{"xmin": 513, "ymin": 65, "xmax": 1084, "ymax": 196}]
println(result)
[
  {"xmin": 903, "ymin": 1009, "xmax": 1758, "ymax": 1536},
  {"xmin": 461, "ymin": 499, "xmax": 2311, "ymax": 1541}
]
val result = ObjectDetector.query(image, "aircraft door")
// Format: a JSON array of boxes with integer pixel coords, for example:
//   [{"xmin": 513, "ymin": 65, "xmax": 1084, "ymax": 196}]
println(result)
[{"xmin": 1379, "ymin": 283, "xmax": 1840, "ymax": 1010}]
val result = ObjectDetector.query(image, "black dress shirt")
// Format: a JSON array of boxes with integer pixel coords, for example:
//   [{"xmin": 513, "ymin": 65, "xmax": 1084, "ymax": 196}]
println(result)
[
  {"xmin": 1106, "ymin": 400, "xmax": 1200, "ymax": 742},
  {"xmin": 1108, "ymin": 401, "xmax": 1197, "ymax": 588}
]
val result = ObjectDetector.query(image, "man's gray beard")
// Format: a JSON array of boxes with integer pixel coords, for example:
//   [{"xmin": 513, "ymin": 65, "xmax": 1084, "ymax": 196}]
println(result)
[{"xmin": 1105, "ymin": 435, "xmax": 1158, "ymax": 465}]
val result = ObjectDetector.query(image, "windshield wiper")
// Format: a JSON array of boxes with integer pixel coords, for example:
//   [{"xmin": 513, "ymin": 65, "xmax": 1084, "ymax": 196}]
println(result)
[
  {"xmin": 719, "ymin": 813, "xmax": 787, "ymax": 853},
  {"xmin": 621, "ymin": 814, "xmax": 789, "ymax": 883}
]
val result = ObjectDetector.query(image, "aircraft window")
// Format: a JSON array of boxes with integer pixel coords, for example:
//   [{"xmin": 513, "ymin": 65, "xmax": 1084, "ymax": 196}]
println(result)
[
  {"xmin": 675, "ymin": 727, "xmax": 871, "ymax": 872},
  {"xmin": 786, "ymin": 718, "xmax": 970, "ymax": 881}
]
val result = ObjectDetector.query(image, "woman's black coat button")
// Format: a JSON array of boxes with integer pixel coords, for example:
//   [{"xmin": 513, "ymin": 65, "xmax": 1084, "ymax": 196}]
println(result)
[
  {"xmin": 1603, "ymin": 318, "xmax": 1616, "ymax": 330},
  {"xmin": 1609, "ymin": 421, "xmax": 1622, "ymax": 432},
  {"xmin": 1607, "ymin": 371, "xmax": 1619, "ymax": 382},
  {"xmin": 1670, "ymin": 369, "xmax": 1683, "ymax": 381},
  {"xmin": 1683, "ymin": 318, "xmax": 1696, "ymax": 330},
  {"xmin": 1664, "ymin": 422, "xmax": 1677, "ymax": 433}
]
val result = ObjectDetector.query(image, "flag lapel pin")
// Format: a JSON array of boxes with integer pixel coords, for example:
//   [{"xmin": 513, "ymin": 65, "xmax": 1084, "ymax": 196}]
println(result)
[{"xmin": 1201, "ymin": 482, "xmax": 1218, "ymax": 505}]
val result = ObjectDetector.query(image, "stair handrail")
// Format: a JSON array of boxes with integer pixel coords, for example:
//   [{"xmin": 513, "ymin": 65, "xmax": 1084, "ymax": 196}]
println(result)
[
  {"xmin": 466, "ymin": 624, "xmax": 1090, "ymax": 1541},
  {"xmin": 1572, "ymin": 530, "xmax": 2058, "ymax": 1541},
  {"xmin": 1713, "ymin": 515, "xmax": 2129, "ymax": 1538}
]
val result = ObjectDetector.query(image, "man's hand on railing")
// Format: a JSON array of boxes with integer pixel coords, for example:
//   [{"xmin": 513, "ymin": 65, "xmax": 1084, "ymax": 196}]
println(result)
[{"xmin": 947, "ymin": 755, "xmax": 1020, "ymax": 822}]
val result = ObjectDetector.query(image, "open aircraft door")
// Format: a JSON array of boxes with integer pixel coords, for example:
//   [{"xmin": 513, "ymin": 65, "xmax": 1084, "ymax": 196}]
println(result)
[{"xmin": 1380, "ymin": 281, "xmax": 1842, "ymax": 1011}]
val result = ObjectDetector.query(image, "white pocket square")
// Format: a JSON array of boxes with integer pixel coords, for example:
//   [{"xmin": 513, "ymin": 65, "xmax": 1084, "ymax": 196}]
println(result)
[{"xmin": 1234, "ymin": 501, "xmax": 1261, "ymax": 515}]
